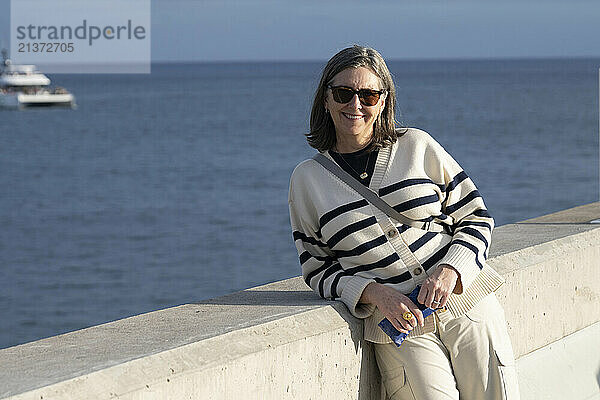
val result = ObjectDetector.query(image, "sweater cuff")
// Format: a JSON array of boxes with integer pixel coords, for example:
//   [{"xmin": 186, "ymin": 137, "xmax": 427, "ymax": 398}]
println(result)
[
  {"xmin": 439, "ymin": 243, "xmax": 481, "ymax": 292},
  {"xmin": 339, "ymin": 275, "xmax": 376, "ymax": 319}
]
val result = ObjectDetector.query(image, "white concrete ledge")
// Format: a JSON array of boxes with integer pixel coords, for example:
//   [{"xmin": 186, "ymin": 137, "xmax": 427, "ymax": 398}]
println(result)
[
  {"xmin": 516, "ymin": 321, "xmax": 600, "ymax": 400},
  {"xmin": 1, "ymin": 202, "xmax": 599, "ymax": 399}
]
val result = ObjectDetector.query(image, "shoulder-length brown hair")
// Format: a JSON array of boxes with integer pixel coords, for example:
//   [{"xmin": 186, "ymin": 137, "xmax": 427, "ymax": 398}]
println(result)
[{"xmin": 306, "ymin": 45, "xmax": 405, "ymax": 152}]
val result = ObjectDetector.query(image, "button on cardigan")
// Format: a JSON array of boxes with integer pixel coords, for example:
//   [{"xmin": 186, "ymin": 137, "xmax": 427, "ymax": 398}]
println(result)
[{"xmin": 288, "ymin": 128, "xmax": 505, "ymax": 343}]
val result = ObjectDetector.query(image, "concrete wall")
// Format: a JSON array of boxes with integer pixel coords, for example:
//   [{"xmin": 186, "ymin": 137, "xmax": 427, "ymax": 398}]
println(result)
[{"xmin": 1, "ymin": 202, "xmax": 599, "ymax": 400}]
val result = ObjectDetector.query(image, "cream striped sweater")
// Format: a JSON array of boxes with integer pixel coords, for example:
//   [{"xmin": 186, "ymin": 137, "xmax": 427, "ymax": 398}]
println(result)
[{"xmin": 288, "ymin": 128, "xmax": 505, "ymax": 343}]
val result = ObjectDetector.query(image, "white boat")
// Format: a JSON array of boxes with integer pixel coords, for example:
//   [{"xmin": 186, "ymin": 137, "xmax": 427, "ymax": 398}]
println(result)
[{"xmin": 0, "ymin": 49, "xmax": 76, "ymax": 109}]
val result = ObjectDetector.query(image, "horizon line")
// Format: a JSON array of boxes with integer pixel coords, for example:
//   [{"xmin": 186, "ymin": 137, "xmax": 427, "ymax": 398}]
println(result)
[{"xmin": 151, "ymin": 55, "xmax": 600, "ymax": 65}]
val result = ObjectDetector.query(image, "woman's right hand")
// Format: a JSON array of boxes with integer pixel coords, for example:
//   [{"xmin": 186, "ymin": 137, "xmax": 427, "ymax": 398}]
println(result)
[{"xmin": 361, "ymin": 282, "xmax": 424, "ymax": 334}]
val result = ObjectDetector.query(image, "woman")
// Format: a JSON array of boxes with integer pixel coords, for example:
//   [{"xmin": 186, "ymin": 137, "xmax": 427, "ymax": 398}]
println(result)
[{"xmin": 288, "ymin": 45, "xmax": 520, "ymax": 400}]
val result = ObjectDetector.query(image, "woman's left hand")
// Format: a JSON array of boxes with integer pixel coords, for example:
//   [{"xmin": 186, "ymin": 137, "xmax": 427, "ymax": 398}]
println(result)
[{"xmin": 417, "ymin": 264, "xmax": 459, "ymax": 309}]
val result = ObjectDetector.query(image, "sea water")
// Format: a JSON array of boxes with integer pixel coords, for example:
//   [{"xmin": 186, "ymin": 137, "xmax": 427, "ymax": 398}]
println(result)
[{"xmin": 0, "ymin": 58, "xmax": 598, "ymax": 348}]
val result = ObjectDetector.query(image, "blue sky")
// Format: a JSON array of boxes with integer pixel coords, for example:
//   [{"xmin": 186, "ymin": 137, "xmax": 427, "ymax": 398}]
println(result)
[{"xmin": 1, "ymin": 0, "xmax": 599, "ymax": 62}]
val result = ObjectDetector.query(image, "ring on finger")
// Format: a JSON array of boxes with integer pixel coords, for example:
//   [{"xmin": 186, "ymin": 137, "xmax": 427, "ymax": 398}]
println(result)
[
  {"xmin": 402, "ymin": 311, "xmax": 414, "ymax": 321},
  {"xmin": 432, "ymin": 300, "xmax": 441, "ymax": 306}
]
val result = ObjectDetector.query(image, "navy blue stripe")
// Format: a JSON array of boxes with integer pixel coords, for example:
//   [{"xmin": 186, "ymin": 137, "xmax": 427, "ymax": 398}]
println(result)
[
  {"xmin": 457, "ymin": 220, "xmax": 491, "ymax": 230},
  {"xmin": 327, "ymin": 216, "xmax": 377, "ymax": 248},
  {"xmin": 329, "ymin": 270, "xmax": 345, "ymax": 299},
  {"xmin": 305, "ymin": 258, "xmax": 334, "ymax": 287},
  {"xmin": 319, "ymin": 199, "xmax": 369, "ymax": 229},
  {"xmin": 452, "ymin": 239, "xmax": 484, "ymax": 269},
  {"xmin": 299, "ymin": 251, "xmax": 312, "ymax": 265},
  {"xmin": 392, "ymin": 194, "xmax": 439, "ymax": 213},
  {"xmin": 421, "ymin": 242, "xmax": 452, "ymax": 270},
  {"xmin": 397, "ymin": 224, "xmax": 410, "ymax": 233},
  {"xmin": 408, "ymin": 231, "xmax": 438, "ymax": 252},
  {"xmin": 344, "ymin": 253, "xmax": 400, "ymax": 275},
  {"xmin": 293, "ymin": 231, "xmax": 328, "ymax": 248},
  {"xmin": 300, "ymin": 251, "xmax": 331, "ymax": 265},
  {"xmin": 318, "ymin": 263, "xmax": 343, "ymax": 298},
  {"xmin": 330, "ymin": 253, "xmax": 401, "ymax": 297},
  {"xmin": 459, "ymin": 226, "xmax": 489, "ymax": 249},
  {"xmin": 445, "ymin": 190, "xmax": 481, "ymax": 215},
  {"xmin": 374, "ymin": 271, "xmax": 412, "ymax": 285},
  {"xmin": 446, "ymin": 171, "xmax": 468, "ymax": 193},
  {"xmin": 379, "ymin": 178, "xmax": 437, "ymax": 197},
  {"xmin": 334, "ymin": 235, "xmax": 388, "ymax": 258},
  {"xmin": 474, "ymin": 209, "xmax": 492, "ymax": 218}
]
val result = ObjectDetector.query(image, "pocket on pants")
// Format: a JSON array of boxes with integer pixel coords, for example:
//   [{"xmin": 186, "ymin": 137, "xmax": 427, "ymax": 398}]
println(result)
[
  {"xmin": 381, "ymin": 366, "xmax": 413, "ymax": 399},
  {"xmin": 494, "ymin": 341, "xmax": 520, "ymax": 399},
  {"xmin": 464, "ymin": 306, "xmax": 485, "ymax": 323}
]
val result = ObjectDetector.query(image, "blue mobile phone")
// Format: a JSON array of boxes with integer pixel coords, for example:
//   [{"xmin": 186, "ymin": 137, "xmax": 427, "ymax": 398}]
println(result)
[{"xmin": 377, "ymin": 285, "xmax": 437, "ymax": 347}]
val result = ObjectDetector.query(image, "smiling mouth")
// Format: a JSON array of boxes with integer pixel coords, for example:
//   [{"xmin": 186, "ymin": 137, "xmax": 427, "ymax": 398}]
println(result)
[{"xmin": 342, "ymin": 112, "xmax": 364, "ymax": 120}]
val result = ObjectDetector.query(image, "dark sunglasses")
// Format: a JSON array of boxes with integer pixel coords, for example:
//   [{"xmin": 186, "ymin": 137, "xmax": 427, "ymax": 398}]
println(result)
[{"xmin": 327, "ymin": 85, "xmax": 386, "ymax": 107}]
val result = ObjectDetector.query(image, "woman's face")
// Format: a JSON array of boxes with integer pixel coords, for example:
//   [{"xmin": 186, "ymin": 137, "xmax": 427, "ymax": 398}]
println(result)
[{"xmin": 324, "ymin": 66, "xmax": 386, "ymax": 150}]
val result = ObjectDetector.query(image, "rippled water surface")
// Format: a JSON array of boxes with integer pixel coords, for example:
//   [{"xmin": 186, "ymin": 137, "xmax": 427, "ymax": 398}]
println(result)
[{"xmin": 1, "ymin": 59, "xmax": 598, "ymax": 348}]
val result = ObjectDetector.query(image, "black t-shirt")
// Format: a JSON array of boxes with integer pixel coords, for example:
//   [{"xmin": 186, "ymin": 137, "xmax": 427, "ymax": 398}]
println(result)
[{"xmin": 330, "ymin": 145, "xmax": 379, "ymax": 187}]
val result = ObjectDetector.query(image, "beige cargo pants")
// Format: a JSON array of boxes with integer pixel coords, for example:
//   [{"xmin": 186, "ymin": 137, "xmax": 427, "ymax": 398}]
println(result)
[{"xmin": 374, "ymin": 293, "xmax": 520, "ymax": 400}]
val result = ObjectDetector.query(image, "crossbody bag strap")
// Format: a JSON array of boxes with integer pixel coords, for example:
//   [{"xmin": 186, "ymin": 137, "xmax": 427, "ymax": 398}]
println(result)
[{"xmin": 313, "ymin": 152, "xmax": 435, "ymax": 231}]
